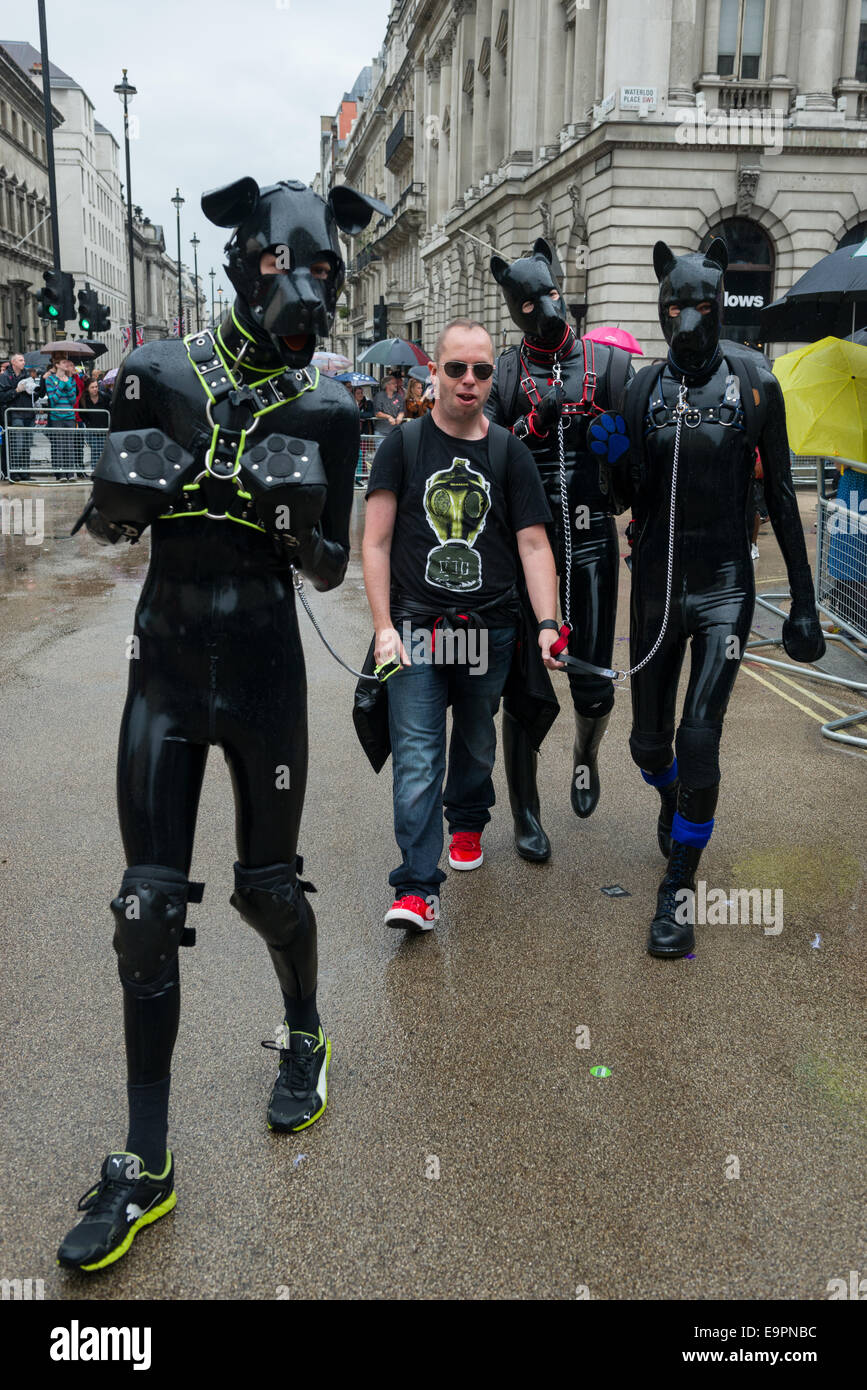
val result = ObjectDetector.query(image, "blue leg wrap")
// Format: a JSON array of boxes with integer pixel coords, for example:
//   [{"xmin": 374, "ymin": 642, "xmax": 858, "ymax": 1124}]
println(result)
[
  {"xmin": 641, "ymin": 759, "xmax": 678, "ymax": 789},
  {"xmin": 671, "ymin": 813, "xmax": 715, "ymax": 848}
]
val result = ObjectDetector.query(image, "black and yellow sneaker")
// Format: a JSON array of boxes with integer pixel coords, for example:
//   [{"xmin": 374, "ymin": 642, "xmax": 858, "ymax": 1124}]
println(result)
[
  {"xmin": 57, "ymin": 1150, "xmax": 176, "ymax": 1272},
  {"xmin": 261, "ymin": 1024, "xmax": 331, "ymax": 1132}
]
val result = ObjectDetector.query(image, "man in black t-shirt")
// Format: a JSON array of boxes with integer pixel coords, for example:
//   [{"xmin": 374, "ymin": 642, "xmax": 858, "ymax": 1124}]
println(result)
[{"xmin": 363, "ymin": 318, "xmax": 562, "ymax": 931}]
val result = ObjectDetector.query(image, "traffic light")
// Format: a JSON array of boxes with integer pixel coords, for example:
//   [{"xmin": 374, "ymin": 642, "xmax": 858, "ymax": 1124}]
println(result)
[
  {"xmin": 36, "ymin": 269, "xmax": 75, "ymax": 324},
  {"xmin": 373, "ymin": 297, "xmax": 388, "ymax": 341},
  {"xmin": 77, "ymin": 286, "xmax": 111, "ymax": 334},
  {"xmin": 77, "ymin": 287, "xmax": 99, "ymax": 333}
]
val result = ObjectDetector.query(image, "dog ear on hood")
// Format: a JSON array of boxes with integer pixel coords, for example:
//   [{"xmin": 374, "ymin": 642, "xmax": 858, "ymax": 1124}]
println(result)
[
  {"xmin": 201, "ymin": 177, "xmax": 261, "ymax": 227},
  {"xmin": 532, "ymin": 237, "xmax": 553, "ymax": 263},
  {"xmin": 703, "ymin": 236, "xmax": 729, "ymax": 272},
  {"xmin": 490, "ymin": 255, "xmax": 509, "ymax": 283},
  {"xmin": 653, "ymin": 240, "xmax": 677, "ymax": 282},
  {"xmin": 328, "ymin": 185, "xmax": 392, "ymax": 235}
]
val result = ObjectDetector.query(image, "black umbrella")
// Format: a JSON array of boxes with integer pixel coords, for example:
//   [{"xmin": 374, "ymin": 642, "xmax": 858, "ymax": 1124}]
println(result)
[
  {"xmin": 79, "ymin": 340, "xmax": 109, "ymax": 359},
  {"xmin": 358, "ymin": 337, "xmax": 431, "ymax": 368},
  {"xmin": 761, "ymin": 243, "xmax": 867, "ymax": 342}
]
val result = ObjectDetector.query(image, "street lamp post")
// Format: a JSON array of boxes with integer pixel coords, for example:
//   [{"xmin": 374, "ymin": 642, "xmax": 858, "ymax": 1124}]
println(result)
[
  {"xmin": 113, "ymin": 68, "xmax": 137, "ymax": 348},
  {"xmin": 190, "ymin": 233, "xmax": 201, "ymax": 332},
  {"xmin": 170, "ymin": 188, "xmax": 184, "ymax": 336},
  {"xmin": 217, "ymin": 285, "xmax": 224, "ymax": 325},
  {"xmin": 209, "ymin": 267, "xmax": 216, "ymax": 329}
]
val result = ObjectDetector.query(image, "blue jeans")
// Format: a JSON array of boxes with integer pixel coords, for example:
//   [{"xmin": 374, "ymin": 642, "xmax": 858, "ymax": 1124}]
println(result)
[{"xmin": 386, "ymin": 625, "xmax": 516, "ymax": 900}]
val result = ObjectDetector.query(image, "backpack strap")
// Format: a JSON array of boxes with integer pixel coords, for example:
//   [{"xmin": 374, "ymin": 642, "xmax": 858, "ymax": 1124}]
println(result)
[
  {"xmin": 719, "ymin": 343, "xmax": 764, "ymax": 451},
  {"xmin": 603, "ymin": 344, "xmax": 632, "ymax": 412},
  {"xmin": 486, "ymin": 419, "xmax": 510, "ymax": 490},
  {"xmin": 623, "ymin": 360, "xmax": 663, "ymax": 447},
  {"xmin": 399, "ymin": 415, "xmax": 425, "ymax": 486}
]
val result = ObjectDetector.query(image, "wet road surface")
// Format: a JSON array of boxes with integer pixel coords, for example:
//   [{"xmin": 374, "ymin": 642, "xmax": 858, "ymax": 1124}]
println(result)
[{"xmin": 0, "ymin": 483, "xmax": 864, "ymax": 1300}]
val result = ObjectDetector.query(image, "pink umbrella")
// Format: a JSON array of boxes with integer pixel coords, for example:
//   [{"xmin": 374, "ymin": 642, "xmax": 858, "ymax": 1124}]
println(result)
[
  {"xmin": 584, "ymin": 326, "xmax": 644, "ymax": 355},
  {"xmin": 311, "ymin": 351, "xmax": 351, "ymax": 375}
]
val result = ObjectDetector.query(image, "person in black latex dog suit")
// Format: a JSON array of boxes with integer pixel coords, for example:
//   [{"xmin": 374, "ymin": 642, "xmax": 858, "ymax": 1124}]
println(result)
[
  {"xmin": 485, "ymin": 239, "xmax": 633, "ymax": 860},
  {"xmin": 604, "ymin": 237, "xmax": 825, "ymax": 958},
  {"xmin": 58, "ymin": 176, "xmax": 390, "ymax": 1272}
]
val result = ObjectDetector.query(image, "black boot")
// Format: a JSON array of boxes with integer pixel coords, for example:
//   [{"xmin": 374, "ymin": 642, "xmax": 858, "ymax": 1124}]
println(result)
[
  {"xmin": 502, "ymin": 710, "xmax": 550, "ymax": 862},
  {"xmin": 647, "ymin": 839, "xmax": 703, "ymax": 957},
  {"xmin": 656, "ymin": 777, "xmax": 680, "ymax": 858},
  {"xmin": 647, "ymin": 784, "xmax": 718, "ymax": 958},
  {"xmin": 570, "ymin": 710, "xmax": 611, "ymax": 818}
]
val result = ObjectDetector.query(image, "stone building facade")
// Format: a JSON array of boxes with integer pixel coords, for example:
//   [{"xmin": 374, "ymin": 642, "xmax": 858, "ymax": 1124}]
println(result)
[
  {"xmin": 3, "ymin": 43, "xmax": 130, "ymax": 365},
  {"xmin": 128, "ymin": 211, "xmax": 206, "ymax": 343},
  {"xmin": 0, "ymin": 44, "xmax": 59, "ymax": 358},
  {"xmin": 331, "ymin": 0, "xmax": 867, "ymax": 364}
]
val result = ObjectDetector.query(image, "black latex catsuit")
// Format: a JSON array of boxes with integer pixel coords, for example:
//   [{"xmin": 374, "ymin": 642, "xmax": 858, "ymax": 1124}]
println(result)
[
  {"xmin": 630, "ymin": 355, "xmax": 760, "ymax": 754},
  {"xmin": 92, "ymin": 311, "xmax": 357, "ymax": 1087},
  {"xmin": 612, "ymin": 237, "xmax": 825, "ymax": 956},
  {"xmin": 485, "ymin": 238, "xmax": 633, "ymax": 856},
  {"xmin": 487, "ymin": 329, "xmax": 624, "ymax": 717}
]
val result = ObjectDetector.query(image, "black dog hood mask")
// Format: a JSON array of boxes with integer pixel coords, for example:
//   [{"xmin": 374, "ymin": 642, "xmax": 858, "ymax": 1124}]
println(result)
[
  {"xmin": 491, "ymin": 238, "xmax": 568, "ymax": 344},
  {"xmin": 202, "ymin": 177, "xmax": 391, "ymax": 369},
  {"xmin": 654, "ymin": 237, "xmax": 728, "ymax": 378}
]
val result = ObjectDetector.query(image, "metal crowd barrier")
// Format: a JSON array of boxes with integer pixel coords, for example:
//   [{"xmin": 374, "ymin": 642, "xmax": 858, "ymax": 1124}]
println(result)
[
  {"xmin": 2, "ymin": 409, "xmax": 110, "ymax": 482},
  {"xmin": 790, "ymin": 452, "xmax": 837, "ymax": 490},
  {"xmin": 356, "ymin": 434, "xmax": 380, "ymax": 488},
  {"xmin": 747, "ymin": 456, "xmax": 867, "ymax": 749}
]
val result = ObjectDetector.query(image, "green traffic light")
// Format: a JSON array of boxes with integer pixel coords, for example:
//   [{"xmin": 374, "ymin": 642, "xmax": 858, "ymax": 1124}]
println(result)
[
  {"xmin": 49, "ymin": 305, "xmax": 59, "ymax": 317},
  {"xmin": 80, "ymin": 319, "xmax": 91, "ymax": 331}
]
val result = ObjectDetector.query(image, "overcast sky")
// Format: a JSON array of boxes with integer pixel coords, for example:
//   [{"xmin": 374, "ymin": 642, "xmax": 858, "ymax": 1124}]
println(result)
[{"xmin": 8, "ymin": 0, "xmax": 391, "ymax": 300}]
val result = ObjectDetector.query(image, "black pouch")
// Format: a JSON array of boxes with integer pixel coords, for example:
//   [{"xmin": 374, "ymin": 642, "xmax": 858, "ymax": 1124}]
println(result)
[
  {"xmin": 352, "ymin": 637, "xmax": 391, "ymax": 773},
  {"xmin": 240, "ymin": 435, "xmax": 327, "ymax": 541},
  {"xmin": 92, "ymin": 429, "xmax": 198, "ymax": 536}
]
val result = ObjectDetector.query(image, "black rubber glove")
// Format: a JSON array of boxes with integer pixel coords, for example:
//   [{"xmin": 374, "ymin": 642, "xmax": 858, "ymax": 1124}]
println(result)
[
  {"xmin": 515, "ymin": 383, "xmax": 566, "ymax": 439},
  {"xmin": 782, "ymin": 602, "xmax": 826, "ymax": 663},
  {"xmin": 285, "ymin": 525, "xmax": 349, "ymax": 592}
]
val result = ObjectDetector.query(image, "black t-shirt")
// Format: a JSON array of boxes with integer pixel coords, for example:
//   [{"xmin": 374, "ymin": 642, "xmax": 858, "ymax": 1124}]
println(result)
[{"xmin": 366, "ymin": 413, "xmax": 551, "ymax": 622}]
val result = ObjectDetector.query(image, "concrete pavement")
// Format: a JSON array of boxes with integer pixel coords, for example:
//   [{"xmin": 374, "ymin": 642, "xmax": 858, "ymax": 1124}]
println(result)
[{"xmin": 0, "ymin": 483, "xmax": 864, "ymax": 1300}]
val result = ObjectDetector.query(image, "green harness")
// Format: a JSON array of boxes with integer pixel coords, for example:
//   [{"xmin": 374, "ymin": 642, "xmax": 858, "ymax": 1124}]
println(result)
[{"xmin": 159, "ymin": 313, "xmax": 319, "ymax": 531}]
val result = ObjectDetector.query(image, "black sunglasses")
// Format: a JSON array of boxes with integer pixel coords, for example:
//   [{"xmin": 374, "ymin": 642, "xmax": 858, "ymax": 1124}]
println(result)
[{"xmin": 441, "ymin": 360, "xmax": 494, "ymax": 381}]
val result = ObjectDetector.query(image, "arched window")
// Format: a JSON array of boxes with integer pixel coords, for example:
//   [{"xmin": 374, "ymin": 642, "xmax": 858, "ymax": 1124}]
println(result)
[
  {"xmin": 701, "ymin": 217, "xmax": 774, "ymax": 348},
  {"xmin": 838, "ymin": 221, "xmax": 867, "ymax": 251}
]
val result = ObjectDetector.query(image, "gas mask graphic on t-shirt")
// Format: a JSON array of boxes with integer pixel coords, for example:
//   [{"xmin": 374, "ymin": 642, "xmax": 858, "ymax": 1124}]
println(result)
[{"xmin": 423, "ymin": 459, "xmax": 491, "ymax": 591}]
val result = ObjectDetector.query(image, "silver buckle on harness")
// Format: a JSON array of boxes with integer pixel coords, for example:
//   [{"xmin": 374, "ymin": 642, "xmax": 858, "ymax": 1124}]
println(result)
[{"xmin": 204, "ymin": 396, "xmax": 261, "ymax": 439}]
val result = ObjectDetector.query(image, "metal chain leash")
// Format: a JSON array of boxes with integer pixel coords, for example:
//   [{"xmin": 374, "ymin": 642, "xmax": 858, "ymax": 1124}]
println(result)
[
  {"xmin": 292, "ymin": 569, "xmax": 378, "ymax": 681},
  {"xmin": 553, "ymin": 359, "xmax": 573, "ymax": 632},
  {"xmin": 615, "ymin": 379, "xmax": 687, "ymax": 680}
]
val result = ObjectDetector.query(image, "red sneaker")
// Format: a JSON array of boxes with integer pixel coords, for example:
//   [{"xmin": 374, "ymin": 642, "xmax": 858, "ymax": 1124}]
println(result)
[
  {"xmin": 384, "ymin": 894, "xmax": 436, "ymax": 931},
  {"xmin": 448, "ymin": 831, "xmax": 483, "ymax": 870}
]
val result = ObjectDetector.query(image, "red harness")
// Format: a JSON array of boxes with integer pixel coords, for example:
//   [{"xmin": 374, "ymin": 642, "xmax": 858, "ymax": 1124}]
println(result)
[{"xmin": 519, "ymin": 332, "xmax": 603, "ymax": 419}]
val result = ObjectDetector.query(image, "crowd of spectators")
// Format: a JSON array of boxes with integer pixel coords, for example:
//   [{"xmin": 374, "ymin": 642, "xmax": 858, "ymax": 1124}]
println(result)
[{"xmin": 0, "ymin": 351, "xmax": 112, "ymax": 479}]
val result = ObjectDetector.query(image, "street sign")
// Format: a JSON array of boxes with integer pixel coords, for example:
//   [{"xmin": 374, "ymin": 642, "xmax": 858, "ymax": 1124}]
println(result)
[
  {"xmin": 593, "ymin": 91, "xmax": 616, "ymax": 121},
  {"xmin": 621, "ymin": 86, "xmax": 657, "ymax": 111}
]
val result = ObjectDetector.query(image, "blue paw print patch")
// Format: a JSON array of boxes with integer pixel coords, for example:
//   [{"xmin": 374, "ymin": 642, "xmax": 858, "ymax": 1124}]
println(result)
[{"xmin": 589, "ymin": 413, "xmax": 629, "ymax": 462}]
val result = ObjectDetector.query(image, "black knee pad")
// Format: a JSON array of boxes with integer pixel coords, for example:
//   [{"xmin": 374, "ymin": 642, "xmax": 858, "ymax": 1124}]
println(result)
[
  {"xmin": 111, "ymin": 865, "xmax": 204, "ymax": 996},
  {"xmin": 230, "ymin": 857, "xmax": 317, "ymax": 1000},
  {"xmin": 675, "ymin": 718, "xmax": 723, "ymax": 789},
  {"xmin": 571, "ymin": 681, "xmax": 615, "ymax": 719},
  {"xmin": 629, "ymin": 728, "xmax": 674, "ymax": 774}
]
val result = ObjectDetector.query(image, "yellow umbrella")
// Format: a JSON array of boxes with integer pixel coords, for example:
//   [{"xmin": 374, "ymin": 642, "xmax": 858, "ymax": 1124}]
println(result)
[{"xmin": 772, "ymin": 335, "xmax": 867, "ymax": 463}]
